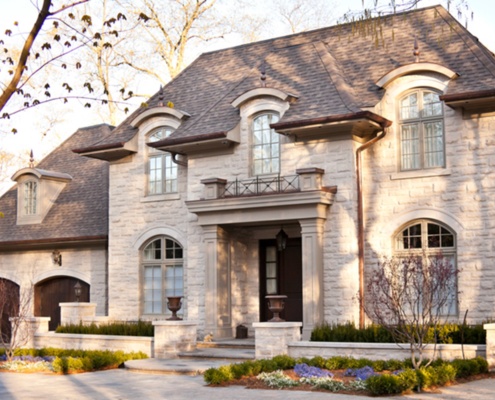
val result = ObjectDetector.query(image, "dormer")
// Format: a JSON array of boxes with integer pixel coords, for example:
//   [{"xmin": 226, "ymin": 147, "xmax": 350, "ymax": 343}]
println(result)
[{"xmin": 11, "ymin": 167, "xmax": 72, "ymax": 225}]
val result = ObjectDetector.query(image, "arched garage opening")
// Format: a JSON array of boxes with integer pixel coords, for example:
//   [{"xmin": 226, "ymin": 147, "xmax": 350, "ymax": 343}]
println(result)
[
  {"xmin": 0, "ymin": 279, "xmax": 20, "ymax": 342},
  {"xmin": 34, "ymin": 276, "xmax": 89, "ymax": 331}
]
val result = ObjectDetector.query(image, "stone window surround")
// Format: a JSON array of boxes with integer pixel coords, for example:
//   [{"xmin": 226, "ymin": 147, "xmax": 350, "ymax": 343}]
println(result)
[
  {"xmin": 146, "ymin": 126, "xmax": 178, "ymax": 196},
  {"xmin": 140, "ymin": 235, "xmax": 184, "ymax": 318},
  {"xmin": 238, "ymin": 95, "xmax": 291, "ymax": 178},
  {"xmin": 137, "ymin": 115, "xmax": 182, "ymax": 202},
  {"xmin": 379, "ymin": 73, "xmax": 452, "ymax": 181},
  {"xmin": 132, "ymin": 226, "xmax": 187, "ymax": 319},
  {"xmin": 12, "ymin": 168, "xmax": 72, "ymax": 226},
  {"xmin": 393, "ymin": 218, "xmax": 458, "ymax": 316}
]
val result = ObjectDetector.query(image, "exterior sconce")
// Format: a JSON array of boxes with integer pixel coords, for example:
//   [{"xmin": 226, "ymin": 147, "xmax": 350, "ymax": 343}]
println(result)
[
  {"xmin": 276, "ymin": 228, "xmax": 288, "ymax": 251},
  {"xmin": 52, "ymin": 250, "xmax": 62, "ymax": 266},
  {"xmin": 74, "ymin": 281, "xmax": 82, "ymax": 302}
]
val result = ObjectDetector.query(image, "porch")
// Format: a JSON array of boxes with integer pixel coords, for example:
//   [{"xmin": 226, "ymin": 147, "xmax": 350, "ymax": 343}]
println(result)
[{"xmin": 186, "ymin": 168, "xmax": 337, "ymax": 340}]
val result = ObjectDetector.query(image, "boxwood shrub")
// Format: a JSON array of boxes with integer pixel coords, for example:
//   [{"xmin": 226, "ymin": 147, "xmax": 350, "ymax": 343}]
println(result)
[
  {"xmin": 55, "ymin": 320, "xmax": 154, "ymax": 337},
  {"xmin": 311, "ymin": 321, "xmax": 486, "ymax": 344}
]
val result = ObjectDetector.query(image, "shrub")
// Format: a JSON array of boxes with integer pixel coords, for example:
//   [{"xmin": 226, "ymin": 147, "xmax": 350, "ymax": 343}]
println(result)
[
  {"xmin": 55, "ymin": 321, "xmax": 154, "ymax": 337},
  {"xmin": 311, "ymin": 321, "xmax": 486, "ymax": 344},
  {"xmin": 397, "ymin": 369, "xmax": 418, "ymax": 391},
  {"xmin": 204, "ymin": 366, "xmax": 232, "ymax": 385},
  {"xmin": 271, "ymin": 354, "xmax": 296, "ymax": 370},
  {"xmin": 366, "ymin": 374, "xmax": 404, "ymax": 395}
]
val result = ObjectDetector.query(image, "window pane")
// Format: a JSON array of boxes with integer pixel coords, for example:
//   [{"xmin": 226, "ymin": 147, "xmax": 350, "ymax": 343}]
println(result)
[
  {"xmin": 267, "ymin": 263, "xmax": 277, "ymax": 278},
  {"xmin": 267, "ymin": 279, "xmax": 277, "ymax": 295},
  {"xmin": 143, "ymin": 266, "xmax": 162, "ymax": 314},
  {"xmin": 423, "ymin": 121, "xmax": 444, "ymax": 168},
  {"xmin": 400, "ymin": 93, "xmax": 419, "ymax": 120},
  {"xmin": 24, "ymin": 181, "xmax": 37, "ymax": 215},
  {"xmin": 423, "ymin": 92, "xmax": 443, "ymax": 117},
  {"xmin": 252, "ymin": 113, "xmax": 280, "ymax": 175},
  {"xmin": 144, "ymin": 239, "xmax": 162, "ymax": 260},
  {"xmin": 266, "ymin": 246, "xmax": 276, "ymax": 262},
  {"xmin": 401, "ymin": 124, "xmax": 420, "ymax": 170}
]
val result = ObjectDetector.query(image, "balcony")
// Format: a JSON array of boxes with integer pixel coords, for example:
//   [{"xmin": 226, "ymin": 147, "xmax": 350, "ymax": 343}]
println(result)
[{"xmin": 223, "ymin": 175, "xmax": 299, "ymax": 198}]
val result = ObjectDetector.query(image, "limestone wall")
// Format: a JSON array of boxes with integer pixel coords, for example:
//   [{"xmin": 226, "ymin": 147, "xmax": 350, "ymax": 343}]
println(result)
[{"xmin": 0, "ymin": 247, "xmax": 107, "ymax": 316}]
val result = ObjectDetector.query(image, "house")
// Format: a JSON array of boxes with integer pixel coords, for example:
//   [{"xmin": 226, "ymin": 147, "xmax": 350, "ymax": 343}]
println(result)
[{"xmin": 1, "ymin": 5, "xmax": 495, "ymax": 340}]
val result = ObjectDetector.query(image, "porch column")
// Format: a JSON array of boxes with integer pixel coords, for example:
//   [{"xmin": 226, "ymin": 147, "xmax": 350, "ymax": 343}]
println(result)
[
  {"xmin": 203, "ymin": 225, "xmax": 232, "ymax": 338},
  {"xmin": 299, "ymin": 218, "xmax": 325, "ymax": 340}
]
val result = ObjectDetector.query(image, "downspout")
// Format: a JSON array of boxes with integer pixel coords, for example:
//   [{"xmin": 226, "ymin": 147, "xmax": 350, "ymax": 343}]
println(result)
[
  {"xmin": 170, "ymin": 152, "xmax": 187, "ymax": 167},
  {"xmin": 356, "ymin": 126, "xmax": 388, "ymax": 328}
]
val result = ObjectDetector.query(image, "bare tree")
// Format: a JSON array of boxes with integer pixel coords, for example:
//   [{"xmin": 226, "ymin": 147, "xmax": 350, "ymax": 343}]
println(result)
[
  {"xmin": 117, "ymin": 0, "xmax": 230, "ymax": 83},
  {"xmin": 273, "ymin": 0, "xmax": 336, "ymax": 34},
  {"xmin": 0, "ymin": 279, "xmax": 33, "ymax": 360},
  {"xmin": 361, "ymin": 252, "xmax": 459, "ymax": 369},
  {"xmin": 0, "ymin": 0, "xmax": 128, "ymax": 129}
]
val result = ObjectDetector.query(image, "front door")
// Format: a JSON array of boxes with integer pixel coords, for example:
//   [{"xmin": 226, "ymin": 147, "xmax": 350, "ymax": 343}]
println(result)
[
  {"xmin": 259, "ymin": 238, "xmax": 302, "ymax": 322},
  {"xmin": 34, "ymin": 277, "xmax": 90, "ymax": 331},
  {"xmin": 0, "ymin": 279, "xmax": 20, "ymax": 342}
]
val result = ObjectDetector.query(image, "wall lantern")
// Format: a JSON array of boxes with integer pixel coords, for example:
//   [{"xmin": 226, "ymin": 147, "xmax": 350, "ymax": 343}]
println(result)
[
  {"xmin": 74, "ymin": 281, "xmax": 82, "ymax": 302},
  {"xmin": 276, "ymin": 228, "xmax": 288, "ymax": 251},
  {"xmin": 52, "ymin": 250, "xmax": 62, "ymax": 266}
]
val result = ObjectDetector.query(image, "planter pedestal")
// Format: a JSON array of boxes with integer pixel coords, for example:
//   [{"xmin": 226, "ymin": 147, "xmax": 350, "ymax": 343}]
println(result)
[
  {"xmin": 152, "ymin": 320, "xmax": 197, "ymax": 359},
  {"xmin": 253, "ymin": 321, "xmax": 302, "ymax": 359}
]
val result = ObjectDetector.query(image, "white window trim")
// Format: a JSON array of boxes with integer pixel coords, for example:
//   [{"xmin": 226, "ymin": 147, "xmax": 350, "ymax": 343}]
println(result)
[{"xmin": 146, "ymin": 127, "xmax": 178, "ymax": 197}]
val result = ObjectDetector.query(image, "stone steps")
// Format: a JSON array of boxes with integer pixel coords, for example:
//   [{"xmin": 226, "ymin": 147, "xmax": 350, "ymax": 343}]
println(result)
[{"xmin": 179, "ymin": 339, "xmax": 255, "ymax": 362}]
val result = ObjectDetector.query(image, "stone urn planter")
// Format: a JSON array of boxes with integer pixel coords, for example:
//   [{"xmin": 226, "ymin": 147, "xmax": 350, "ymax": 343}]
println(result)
[
  {"xmin": 266, "ymin": 295, "xmax": 287, "ymax": 322},
  {"xmin": 166, "ymin": 296, "xmax": 183, "ymax": 320}
]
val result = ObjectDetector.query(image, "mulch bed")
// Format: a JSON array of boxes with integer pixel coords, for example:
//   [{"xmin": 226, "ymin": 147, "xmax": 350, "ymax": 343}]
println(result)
[{"xmin": 211, "ymin": 369, "xmax": 495, "ymax": 396}]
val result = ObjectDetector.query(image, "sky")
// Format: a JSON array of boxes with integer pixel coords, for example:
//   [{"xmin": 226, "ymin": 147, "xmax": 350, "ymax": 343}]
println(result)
[{"xmin": 0, "ymin": 0, "xmax": 494, "ymax": 193}]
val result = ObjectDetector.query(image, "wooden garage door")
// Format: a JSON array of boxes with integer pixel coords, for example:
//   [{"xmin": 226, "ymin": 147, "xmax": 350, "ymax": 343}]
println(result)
[
  {"xmin": 34, "ymin": 277, "xmax": 89, "ymax": 331},
  {"xmin": 0, "ymin": 279, "xmax": 20, "ymax": 342}
]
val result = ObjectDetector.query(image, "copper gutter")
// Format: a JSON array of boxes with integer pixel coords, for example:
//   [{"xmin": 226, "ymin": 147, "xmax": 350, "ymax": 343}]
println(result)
[
  {"xmin": 72, "ymin": 142, "xmax": 127, "ymax": 154},
  {"xmin": 356, "ymin": 127, "xmax": 389, "ymax": 328},
  {"xmin": 439, "ymin": 88, "xmax": 495, "ymax": 102},
  {"xmin": 270, "ymin": 111, "xmax": 391, "ymax": 131},
  {"xmin": 147, "ymin": 131, "xmax": 227, "ymax": 148}
]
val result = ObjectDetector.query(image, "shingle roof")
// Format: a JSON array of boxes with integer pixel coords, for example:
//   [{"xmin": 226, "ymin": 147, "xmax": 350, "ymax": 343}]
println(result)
[
  {"xmin": 78, "ymin": 5, "xmax": 495, "ymax": 152},
  {"xmin": 0, "ymin": 124, "xmax": 112, "ymax": 246}
]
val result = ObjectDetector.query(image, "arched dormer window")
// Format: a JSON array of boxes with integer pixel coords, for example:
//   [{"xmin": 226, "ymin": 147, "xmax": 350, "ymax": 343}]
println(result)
[
  {"xmin": 394, "ymin": 220, "xmax": 457, "ymax": 315},
  {"xmin": 399, "ymin": 89, "xmax": 445, "ymax": 171},
  {"xmin": 147, "ymin": 127, "xmax": 177, "ymax": 195},
  {"xmin": 252, "ymin": 112, "xmax": 280, "ymax": 176},
  {"xmin": 141, "ymin": 236, "xmax": 183, "ymax": 315},
  {"xmin": 23, "ymin": 181, "xmax": 38, "ymax": 215}
]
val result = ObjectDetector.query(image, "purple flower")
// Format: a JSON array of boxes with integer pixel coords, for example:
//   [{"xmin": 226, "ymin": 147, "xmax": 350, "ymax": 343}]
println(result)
[
  {"xmin": 294, "ymin": 363, "xmax": 333, "ymax": 379},
  {"xmin": 344, "ymin": 366, "xmax": 377, "ymax": 381}
]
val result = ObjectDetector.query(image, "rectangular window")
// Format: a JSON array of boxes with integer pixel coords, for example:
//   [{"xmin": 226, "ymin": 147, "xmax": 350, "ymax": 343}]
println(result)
[
  {"xmin": 144, "ymin": 266, "xmax": 162, "ymax": 314},
  {"xmin": 399, "ymin": 91, "xmax": 445, "ymax": 171},
  {"xmin": 24, "ymin": 181, "xmax": 37, "ymax": 215}
]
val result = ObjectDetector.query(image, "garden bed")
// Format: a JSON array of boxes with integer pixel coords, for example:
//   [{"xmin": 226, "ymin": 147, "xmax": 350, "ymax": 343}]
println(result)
[{"xmin": 204, "ymin": 355, "xmax": 491, "ymax": 396}]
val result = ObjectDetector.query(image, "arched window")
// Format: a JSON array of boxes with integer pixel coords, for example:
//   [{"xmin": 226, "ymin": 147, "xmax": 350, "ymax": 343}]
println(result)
[
  {"xmin": 394, "ymin": 220, "xmax": 457, "ymax": 314},
  {"xmin": 23, "ymin": 181, "xmax": 37, "ymax": 215},
  {"xmin": 147, "ymin": 127, "xmax": 177, "ymax": 195},
  {"xmin": 399, "ymin": 90, "xmax": 444, "ymax": 171},
  {"xmin": 252, "ymin": 113, "xmax": 280, "ymax": 176},
  {"xmin": 142, "ymin": 236, "xmax": 183, "ymax": 315}
]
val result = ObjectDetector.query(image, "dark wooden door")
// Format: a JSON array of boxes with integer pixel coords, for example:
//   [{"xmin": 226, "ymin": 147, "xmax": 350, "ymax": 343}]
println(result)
[
  {"xmin": 0, "ymin": 279, "xmax": 20, "ymax": 342},
  {"xmin": 259, "ymin": 238, "xmax": 302, "ymax": 322},
  {"xmin": 34, "ymin": 277, "xmax": 89, "ymax": 331}
]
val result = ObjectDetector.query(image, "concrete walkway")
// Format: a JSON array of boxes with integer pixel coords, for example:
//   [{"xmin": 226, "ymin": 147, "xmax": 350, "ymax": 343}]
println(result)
[{"xmin": 0, "ymin": 366, "xmax": 494, "ymax": 400}]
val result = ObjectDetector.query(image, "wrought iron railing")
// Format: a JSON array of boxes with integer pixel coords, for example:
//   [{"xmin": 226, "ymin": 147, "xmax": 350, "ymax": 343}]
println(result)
[{"xmin": 223, "ymin": 175, "xmax": 300, "ymax": 197}]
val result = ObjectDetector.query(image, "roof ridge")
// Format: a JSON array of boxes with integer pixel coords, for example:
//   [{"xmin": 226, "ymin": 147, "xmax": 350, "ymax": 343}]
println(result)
[
  {"xmin": 198, "ymin": 4, "xmax": 444, "ymax": 57},
  {"xmin": 435, "ymin": 6, "xmax": 495, "ymax": 80}
]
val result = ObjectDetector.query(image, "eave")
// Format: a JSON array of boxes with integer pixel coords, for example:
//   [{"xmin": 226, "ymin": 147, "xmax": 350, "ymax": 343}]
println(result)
[
  {"xmin": 440, "ymin": 89, "xmax": 495, "ymax": 115},
  {"xmin": 148, "ymin": 128, "xmax": 240, "ymax": 156},
  {"xmin": 72, "ymin": 138, "xmax": 138, "ymax": 162},
  {"xmin": 271, "ymin": 111, "xmax": 392, "ymax": 142},
  {"xmin": 0, "ymin": 235, "xmax": 108, "ymax": 251}
]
